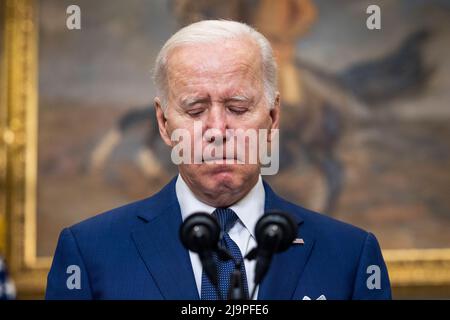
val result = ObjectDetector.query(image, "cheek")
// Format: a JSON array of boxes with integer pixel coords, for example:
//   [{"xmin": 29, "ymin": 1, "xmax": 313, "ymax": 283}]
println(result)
[
  {"xmin": 239, "ymin": 113, "xmax": 272, "ymax": 131},
  {"xmin": 166, "ymin": 115, "xmax": 193, "ymax": 139}
]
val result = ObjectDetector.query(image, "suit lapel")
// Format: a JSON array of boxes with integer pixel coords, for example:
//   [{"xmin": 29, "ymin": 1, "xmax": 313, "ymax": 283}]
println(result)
[
  {"xmin": 257, "ymin": 182, "xmax": 316, "ymax": 300},
  {"xmin": 129, "ymin": 177, "xmax": 315, "ymax": 300},
  {"xmin": 131, "ymin": 178, "xmax": 199, "ymax": 300}
]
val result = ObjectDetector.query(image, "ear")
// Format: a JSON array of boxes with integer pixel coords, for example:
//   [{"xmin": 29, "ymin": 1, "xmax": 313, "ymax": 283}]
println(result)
[
  {"xmin": 154, "ymin": 97, "xmax": 172, "ymax": 147},
  {"xmin": 268, "ymin": 92, "xmax": 280, "ymax": 142}
]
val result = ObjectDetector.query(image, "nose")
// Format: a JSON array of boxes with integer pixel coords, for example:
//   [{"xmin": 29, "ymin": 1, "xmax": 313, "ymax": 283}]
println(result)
[{"xmin": 204, "ymin": 105, "xmax": 227, "ymax": 143}]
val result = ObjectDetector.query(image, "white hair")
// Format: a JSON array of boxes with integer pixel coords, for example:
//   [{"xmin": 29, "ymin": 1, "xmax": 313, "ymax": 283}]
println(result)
[{"xmin": 153, "ymin": 20, "xmax": 278, "ymax": 110}]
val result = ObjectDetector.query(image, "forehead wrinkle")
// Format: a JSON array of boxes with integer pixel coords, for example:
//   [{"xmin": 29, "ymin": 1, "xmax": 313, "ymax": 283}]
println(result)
[
  {"xmin": 172, "ymin": 61, "xmax": 263, "ymax": 95},
  {"xmin": 171, "ymin": 60, "xmax": 260, "ymax": 87},
  {"xmin": 169, "ymin": 70, "xmax": 262, "ymax": 103}
]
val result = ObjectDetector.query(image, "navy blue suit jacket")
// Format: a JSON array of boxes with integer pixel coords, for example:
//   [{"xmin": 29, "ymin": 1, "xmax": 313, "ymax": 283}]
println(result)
[{"xmin": 46, "ymin": 177, "xmax": 391, "ymax": 299}]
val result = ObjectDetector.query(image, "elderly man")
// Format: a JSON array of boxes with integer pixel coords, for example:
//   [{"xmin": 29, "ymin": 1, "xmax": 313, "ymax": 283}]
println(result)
[{"xmin": 46, "ymin": 20, "xmax": 391, "ymax": 300}]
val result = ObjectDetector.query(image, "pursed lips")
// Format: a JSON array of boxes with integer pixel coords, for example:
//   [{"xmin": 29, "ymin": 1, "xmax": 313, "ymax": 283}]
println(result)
[{"xmin": 202, "ymin": 156, "xmax": 244, "ymax": 164}]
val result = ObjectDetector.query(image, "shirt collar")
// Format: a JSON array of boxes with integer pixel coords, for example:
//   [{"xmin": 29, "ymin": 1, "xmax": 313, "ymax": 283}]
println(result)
[{"xmin": 175, "ymin": 174, "xmax": 265, "ymax": 239}]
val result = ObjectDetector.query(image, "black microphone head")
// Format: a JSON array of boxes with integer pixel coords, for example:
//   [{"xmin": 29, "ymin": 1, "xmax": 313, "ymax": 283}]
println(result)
[
  {"xmin": 179, "ymin": 212, "xmax": 220, "ymax": 253},
  {"xmin": 255, "ymin": 211, "xmax": 297, "ymax": 253}
]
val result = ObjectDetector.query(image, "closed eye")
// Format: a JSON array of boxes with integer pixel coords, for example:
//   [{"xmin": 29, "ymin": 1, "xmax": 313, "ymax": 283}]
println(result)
[
  {"xmin": 228, "ymin": 106, "xmax": 248, "ymax": 115},
  {"xmin": 187, "ymin": 109, "xmax": 205, "ymax": 117}
]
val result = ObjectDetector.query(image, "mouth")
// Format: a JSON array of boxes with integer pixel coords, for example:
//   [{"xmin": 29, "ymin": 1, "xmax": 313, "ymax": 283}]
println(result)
[{"xmin": 202, "ymin": 156, "xmax": 243, "ymax": 164}]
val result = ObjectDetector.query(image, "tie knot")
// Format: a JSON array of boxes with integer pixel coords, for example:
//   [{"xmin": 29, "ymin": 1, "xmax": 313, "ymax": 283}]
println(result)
[{"xmin": 213, "ymin": 208, "xmax": 239, "ymax": 233}]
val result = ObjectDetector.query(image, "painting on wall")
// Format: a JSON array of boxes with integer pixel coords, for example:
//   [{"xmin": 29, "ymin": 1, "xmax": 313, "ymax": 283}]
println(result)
[{"xmin": 34, "ymin": 0, "xmax": 450, "ymax": 258}]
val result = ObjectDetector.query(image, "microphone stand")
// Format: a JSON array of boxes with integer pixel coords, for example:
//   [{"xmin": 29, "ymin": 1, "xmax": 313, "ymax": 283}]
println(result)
[
  {"xmin": 245, "ymin": 231, "xmax": 282, "ymax": 301},
  {"xmin": 244, "ymin": 248, "xmax": 259, "ymax": 300},
  {"xmin": 227, "ymin": 261, "xmax": 248, "ymax": 300}
]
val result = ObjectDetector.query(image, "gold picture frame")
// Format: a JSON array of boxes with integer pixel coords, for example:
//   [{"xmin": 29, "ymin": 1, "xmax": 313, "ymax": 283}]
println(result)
[
  {"xmin": 1, "ymin": 0, "xmax": 450, "ymax": 299},
  {"xmin": 1, "ymin": 0, "xmax": 50, "ymax": 300}
]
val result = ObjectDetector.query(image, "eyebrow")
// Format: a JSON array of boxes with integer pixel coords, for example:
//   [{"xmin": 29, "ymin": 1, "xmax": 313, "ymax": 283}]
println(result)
[
  {"xmin": 179, "ymin": 96, "xmax": 210, "ymax": 108},
  {"xmin": 224, "ymin": 95, "xmax": 252, "ymax": 103},
  {"xmin": 179, "ymin": 94, "xmax": 252, "ymax": 108}
]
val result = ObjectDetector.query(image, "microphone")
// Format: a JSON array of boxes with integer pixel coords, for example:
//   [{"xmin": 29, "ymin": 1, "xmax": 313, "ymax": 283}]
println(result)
[
  {"xmin": 247, "ymin": 211, "xmax": 297, "ymax": 299},
  {"xmin": 179, "ymin": 212, "xmax": 221, "ymax": 297}
]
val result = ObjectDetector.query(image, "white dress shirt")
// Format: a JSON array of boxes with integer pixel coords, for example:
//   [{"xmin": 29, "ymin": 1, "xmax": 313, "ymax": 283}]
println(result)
[{"xmin": 176, "ymin": 174, "xmax": 265, "ymax": 300}]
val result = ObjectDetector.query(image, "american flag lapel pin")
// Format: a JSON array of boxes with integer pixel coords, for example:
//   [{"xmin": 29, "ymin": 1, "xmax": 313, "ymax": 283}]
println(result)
[{"xmin": 293, "ymin": 238, "xmax": 304, "ymax": 245}]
